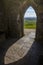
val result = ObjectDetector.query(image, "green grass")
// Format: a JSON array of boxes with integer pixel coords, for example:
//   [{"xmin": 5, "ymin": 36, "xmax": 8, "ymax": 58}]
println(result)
[{"xmin": 24, "ymin": 20, "xmax": 36, "ymax": 29}]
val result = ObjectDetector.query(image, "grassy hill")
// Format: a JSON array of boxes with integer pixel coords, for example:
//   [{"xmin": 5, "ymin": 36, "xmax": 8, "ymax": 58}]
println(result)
[{"xmin": 24, "ymin": 19, "xmax": 36, "ymax": 29}]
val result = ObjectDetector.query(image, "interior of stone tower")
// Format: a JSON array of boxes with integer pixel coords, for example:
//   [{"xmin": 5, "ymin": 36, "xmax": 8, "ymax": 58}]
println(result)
[{"xmin": 0, "ymin": 0, "xmax": 43, "ymax": 65}]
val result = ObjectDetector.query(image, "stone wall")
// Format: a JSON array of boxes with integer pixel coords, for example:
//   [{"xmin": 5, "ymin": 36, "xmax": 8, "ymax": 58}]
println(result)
[
  {"xmin": 0, "ymin": 0, "xmax": 43, "ymax": 42},
  {"xmin": 0, "ymin": 1, "xmax": 6, "ymax": 42},
  {"xmin": 35, "ymin": 0, "xmax": 43, "ymax": 42}
]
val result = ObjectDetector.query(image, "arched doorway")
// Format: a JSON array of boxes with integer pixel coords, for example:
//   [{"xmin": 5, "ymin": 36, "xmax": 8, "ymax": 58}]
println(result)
[
  {"xmin": 24, "ymin": 6, "xmax": 37, "ymax": 39},
  {"xmin": 19, "ymin": 0, "xmax": 38, "ymax": 38}
]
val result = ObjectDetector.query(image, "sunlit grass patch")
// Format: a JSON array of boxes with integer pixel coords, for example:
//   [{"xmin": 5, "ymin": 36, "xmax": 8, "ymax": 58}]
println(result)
[{"xmin": 24, "ymin": 20, "xmax": 36, "ymax": 29}]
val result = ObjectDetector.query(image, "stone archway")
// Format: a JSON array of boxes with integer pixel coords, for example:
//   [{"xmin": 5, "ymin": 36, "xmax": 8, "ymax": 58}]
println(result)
[
  {"xmin": 24, "ymin": 6, "xmax": 37, "ymax": 36},
  {"xmin": 18, "ymin": 0, "xmax": 38, "ymax": 39},
  {"xmin": 0, "ymin": 0, "xmax": 43, "ymax": 65},
  {"xmin": 19, "ymin": 0, "xmax": 43, "ymax": 42}
]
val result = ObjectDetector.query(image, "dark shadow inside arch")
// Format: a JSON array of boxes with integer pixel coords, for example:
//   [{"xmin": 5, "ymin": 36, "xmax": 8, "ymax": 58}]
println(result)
[{"xmin": 0, "ymin": 4, "xmax": 43, "ymax": 65}]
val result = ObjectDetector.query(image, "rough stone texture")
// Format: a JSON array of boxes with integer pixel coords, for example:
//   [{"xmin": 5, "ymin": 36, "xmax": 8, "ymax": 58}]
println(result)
[
  {"xmin": 0, "ymin": 0, "xmax": 43, "ymax": 43},
  {"xmin": 36, "ymin": 0, "xmax": 43, "ymax": 42},
  {"xmin": 0, "ymin": 0, "xmax": 43, "ymax": 65}
]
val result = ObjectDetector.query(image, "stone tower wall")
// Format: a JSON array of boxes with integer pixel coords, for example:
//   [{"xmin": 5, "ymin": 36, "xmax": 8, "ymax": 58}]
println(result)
[{"xmin": 0, "ymin": 0, "xmax": 43, "ymax": 42}]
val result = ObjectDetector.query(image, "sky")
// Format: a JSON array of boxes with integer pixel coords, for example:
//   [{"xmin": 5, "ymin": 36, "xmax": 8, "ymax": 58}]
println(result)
[{"xmin": 24, "ymin": 6, "xmax": 37, "ymax": 18}]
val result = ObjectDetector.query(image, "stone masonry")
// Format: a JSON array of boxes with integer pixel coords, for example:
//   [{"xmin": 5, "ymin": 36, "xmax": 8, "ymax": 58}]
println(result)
[
  {"xmin": 0, "ymin": 0, "xmax": 43, "ymax": 42},
  {"xmin": 0, "ymin": 0, "xmax": 43, "ymax": 65}
]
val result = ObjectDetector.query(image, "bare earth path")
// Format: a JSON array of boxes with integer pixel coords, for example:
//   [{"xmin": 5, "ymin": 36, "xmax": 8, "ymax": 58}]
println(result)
[{"xmin": 24, "ymin": 29, "xmax": 35, "ymax": 35}]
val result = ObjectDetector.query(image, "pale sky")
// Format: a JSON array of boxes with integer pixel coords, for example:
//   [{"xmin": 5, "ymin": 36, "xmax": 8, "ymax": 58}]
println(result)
[{"xmin": 24, "ymin": 6, "xmax": 37, "ymax": 18}]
